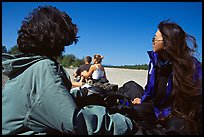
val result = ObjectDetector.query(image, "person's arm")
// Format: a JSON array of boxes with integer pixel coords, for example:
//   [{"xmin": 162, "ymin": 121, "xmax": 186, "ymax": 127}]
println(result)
[
  {"xmin": 81, "ymin": 65, "xmax": 95, "ymax": 79},
  {"xmin": 73, "ymin": 72, "xmax": 78, "ymax": 77},
  {"xmin": 103, "ymin": 69, "xmax": 107, "ymax": 79},
  {"xmin": 72, "ymin": 81, "xmax": 83, "ymax": 87},
  {"xmin": 74, "ymin": 68, "xmax": 81, "ymax": 77}
]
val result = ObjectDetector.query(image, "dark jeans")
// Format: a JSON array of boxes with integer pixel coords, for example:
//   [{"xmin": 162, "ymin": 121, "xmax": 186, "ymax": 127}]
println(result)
[{"xmin": 133, "ymin": 103, "xmax": 156, "ymax": 130}]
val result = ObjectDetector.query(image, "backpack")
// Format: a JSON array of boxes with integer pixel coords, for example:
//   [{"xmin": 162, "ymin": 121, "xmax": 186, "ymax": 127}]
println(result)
[
  {"xmin": 117, "ymin": 80, "xmax": 144, "ymax": 100},
  {"xmin": 73, "ymin": 81, "xmax": 118, "ymax": 109},
  {"xmin": 74, "ymin": 80, "xmax": 144, "ymax": 122},
  {"xmin": 104, "ymin": 93, "xmax": 140, "ymax": 122}
]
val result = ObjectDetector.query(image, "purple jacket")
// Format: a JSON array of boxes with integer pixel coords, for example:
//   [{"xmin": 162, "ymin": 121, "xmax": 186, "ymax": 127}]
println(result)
[{"xmin": 141, "ymin": 51, "xmax": 202, "ymax": 119}]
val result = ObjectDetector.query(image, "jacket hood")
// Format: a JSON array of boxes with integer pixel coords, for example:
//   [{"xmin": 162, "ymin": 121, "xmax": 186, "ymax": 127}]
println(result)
[{"xmin": 2, "ymin": 53, "xmax": 48, "ymax": 79}]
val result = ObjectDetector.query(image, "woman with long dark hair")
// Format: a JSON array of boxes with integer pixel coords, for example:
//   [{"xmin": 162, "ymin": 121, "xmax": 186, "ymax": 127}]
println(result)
[{"xmin": 132, "ymin": 20, "xmax": 202, "ymax": 135}]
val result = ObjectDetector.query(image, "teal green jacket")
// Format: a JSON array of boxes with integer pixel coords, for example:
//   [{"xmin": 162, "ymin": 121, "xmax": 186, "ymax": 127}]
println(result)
[{"xmin": 2, "ymin": 54, "xmax": 134, "ymax": 135}]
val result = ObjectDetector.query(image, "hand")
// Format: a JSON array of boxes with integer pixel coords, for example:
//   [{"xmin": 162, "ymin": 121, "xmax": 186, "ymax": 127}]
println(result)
[{"xmin": 131, "ymin": 98, "xmax": 141, "ymax": 105}]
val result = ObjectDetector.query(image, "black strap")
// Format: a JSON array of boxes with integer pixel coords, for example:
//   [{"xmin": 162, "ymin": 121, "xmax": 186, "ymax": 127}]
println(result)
[{"xmin": 8, "ymin": 125, "xmax": 30, "ymax": 135}]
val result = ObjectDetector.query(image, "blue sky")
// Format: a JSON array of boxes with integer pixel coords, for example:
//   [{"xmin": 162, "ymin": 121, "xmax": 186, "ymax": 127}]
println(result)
[{"xmin": 2, "ymin": 2, "xmax": 202, "ymax": 66}]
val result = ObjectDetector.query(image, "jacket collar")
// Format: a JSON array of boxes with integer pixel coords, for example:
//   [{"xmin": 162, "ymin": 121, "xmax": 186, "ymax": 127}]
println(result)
[{"xmin": 147, "ymin": 51, "xmax": 159, "ymax": 64}]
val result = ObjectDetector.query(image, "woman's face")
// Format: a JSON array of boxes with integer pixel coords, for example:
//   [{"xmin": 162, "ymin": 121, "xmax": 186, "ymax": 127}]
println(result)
[{"xmin": 152, "ymin": 29, "xmax": 164, "ymax": 52}]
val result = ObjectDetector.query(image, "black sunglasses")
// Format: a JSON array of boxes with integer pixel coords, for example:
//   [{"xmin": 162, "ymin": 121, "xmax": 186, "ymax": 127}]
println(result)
[{"xmin": 152, "ymin": 37, "xmax": 163, "ymax": 43}]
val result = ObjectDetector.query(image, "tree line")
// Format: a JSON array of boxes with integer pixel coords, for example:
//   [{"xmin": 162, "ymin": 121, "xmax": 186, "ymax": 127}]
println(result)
[
  {"xmin": 2, "ymin": 45, "xmax": 149, "ymax": 70},
  {"xmin": 105, "ymin": 64, "xmax": 148, "ymax": 70}
]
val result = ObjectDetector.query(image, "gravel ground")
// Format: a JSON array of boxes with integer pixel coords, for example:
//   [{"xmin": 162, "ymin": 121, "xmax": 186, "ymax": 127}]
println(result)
[{"xmin": 65, "ymin": 67, "xmax": 148, "ymax": 88}]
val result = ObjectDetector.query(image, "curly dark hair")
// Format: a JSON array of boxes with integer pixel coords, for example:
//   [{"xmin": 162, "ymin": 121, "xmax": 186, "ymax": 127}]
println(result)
[{"xmin": 17, "ymin": 5, "xmax": 79, "ymax": 57}]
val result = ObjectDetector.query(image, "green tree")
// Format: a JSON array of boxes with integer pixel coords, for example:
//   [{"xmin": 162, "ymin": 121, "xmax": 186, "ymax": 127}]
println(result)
[
  {"xmin": 2, "ymin": 45, "xmax": 7, "ymax": 53},
  {"xmin": 60, "ymin": 54, "xmax": 76, "ymax": 68},
  {"xmin": 8, "ymin": 45, "xmax": 21, "ymax": 55},
  {"xmin": 72, "ymin": 58, "xmax": 84, "ymax": 67}
]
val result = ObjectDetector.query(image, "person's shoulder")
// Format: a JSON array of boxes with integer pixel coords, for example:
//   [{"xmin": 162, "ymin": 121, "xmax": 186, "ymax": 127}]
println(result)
[
  {"xmin": 30, "ymin": 58, "xmax": 59, "ymax": 74},
  {"xmin": 97, "ymin": 64, "xmax": 104, "ymax": 69},
  {"xmin": 79, "ymin": 64, "xmax": 87, "ymax": 69},
  {"xmin": 90, "ymin": 64, "xmax": 97, "ymax": 69},
  {"xmin": 34, "ymin": 58, "xmax": 55, "ymax": 66},
  {"xmin": 83, "ymin": 64, "xmax": 91, "ymax": 67},
  {"xmin": 101, "ymin": 65, "xmax": 105, "ymax": 71},
  {"xmin": 86, "ymin": 64, "xmax": 91, "ymax": 67},
  {"xmin": 2, "ymin": 53, "xmax": 16, "ymax": 62}
]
